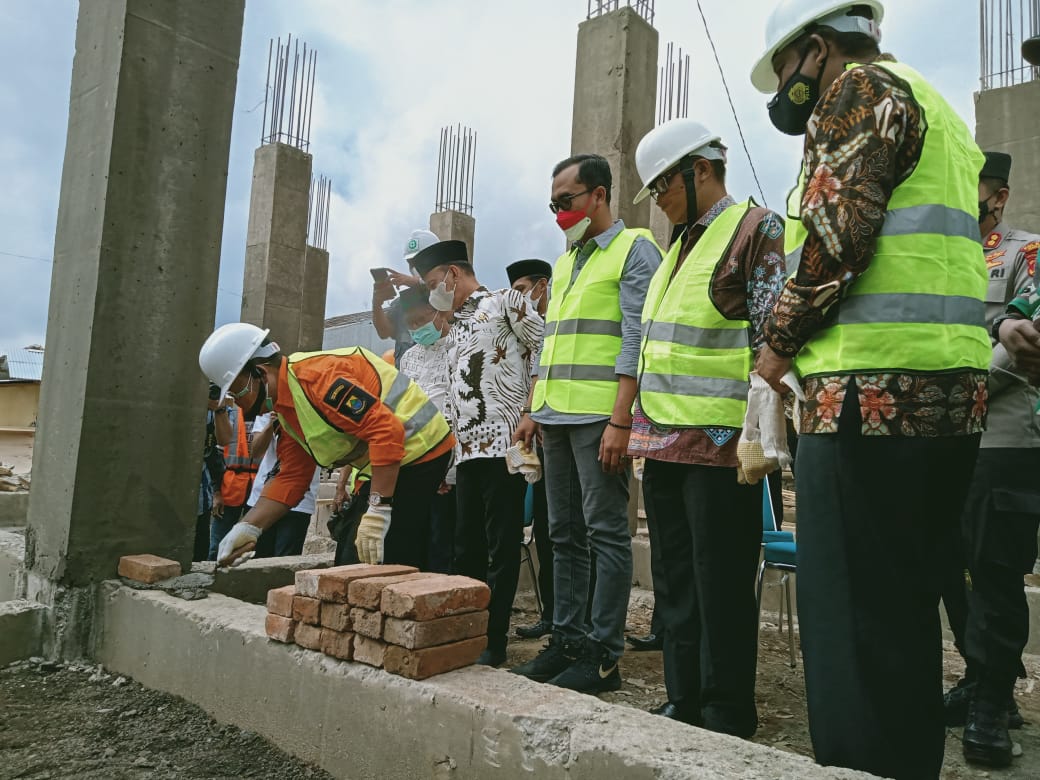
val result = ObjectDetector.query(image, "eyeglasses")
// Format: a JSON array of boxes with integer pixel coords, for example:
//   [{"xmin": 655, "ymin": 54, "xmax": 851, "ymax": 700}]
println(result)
[
  {"xmin": 549, "ymin": 189, "xmax": 592, "ymax": 214},
  {"xmin": 648, "ymin": 168, "xmax": 683, "ymax": 201}
]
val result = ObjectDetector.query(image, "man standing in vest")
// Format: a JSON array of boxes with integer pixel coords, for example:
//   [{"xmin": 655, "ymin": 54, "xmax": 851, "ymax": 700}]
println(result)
[
  {"xmin": 198, "ymin": 323, "xmax": 454, "ymax": 568},
  {"xmin": 413, "ymin": 240, "xmax": 544, "ymax": 667},
  {"xmin": 751, "ymin": 2, "xmax": 991, "ymax": 777},
  {"xmin": 511, "ymin": 154, "xmax": 662, "ymax": 693},
  {"xmin": 628, "ymin": 119, "xmax": 787, "ymax": 737},
  {"xmin": 940, "ymin": 151, "xmax": 1040, "ymax": 767},
  {"xmin": 207, "ymin": 397, "xmax": 263, "ymax": 561}
]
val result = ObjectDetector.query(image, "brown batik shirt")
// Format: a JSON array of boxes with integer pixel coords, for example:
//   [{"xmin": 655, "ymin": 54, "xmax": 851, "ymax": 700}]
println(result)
[{"xmin": 764, "ymin": 55, "xmax": 988, "ymax": 437}]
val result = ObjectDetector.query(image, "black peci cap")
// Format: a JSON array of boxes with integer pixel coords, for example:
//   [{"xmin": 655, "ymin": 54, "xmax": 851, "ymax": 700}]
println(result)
[
  {"xmin": 981, "ymin": 151, "xmax": 1012, "ymax": 184},
  {"xmin": 506, "ymin": 259, "xmax": 553, "ymax": 286},
  {"xmin": 411, "ymin": 240, "xmax": 469, "ymax": 277},
  {"xmin": 1024, "ymin": 35, "xmax": 1040, "ymax": 66}
]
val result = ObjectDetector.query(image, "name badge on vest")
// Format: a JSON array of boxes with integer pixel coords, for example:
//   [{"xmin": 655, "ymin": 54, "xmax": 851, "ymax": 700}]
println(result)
[{"xmin": 323, "ymin": 378, "xmax": 375, "ymax": 421}]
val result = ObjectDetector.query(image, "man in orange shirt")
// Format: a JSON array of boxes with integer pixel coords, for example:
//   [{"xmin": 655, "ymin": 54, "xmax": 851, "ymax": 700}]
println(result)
[{"xmin": 199, "ymin": 322, "xmax": 454, "ymax": 567}]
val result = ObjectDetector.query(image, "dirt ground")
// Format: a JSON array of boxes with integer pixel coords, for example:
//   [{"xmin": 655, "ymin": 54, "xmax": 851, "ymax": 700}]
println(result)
[
  {"xmin": 505, "ymin": 593, "xmax": 1040, "ymax": 780},
  {"xmin": 0, "ymin": 658, "xmax": 332, "ymax": 780}
]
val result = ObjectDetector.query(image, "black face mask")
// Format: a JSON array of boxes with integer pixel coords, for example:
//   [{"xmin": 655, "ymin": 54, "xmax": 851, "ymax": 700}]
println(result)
[
  {"xmin": 979, "ymin": 197, "xmax": 993, "ymax": 224},
  {"xmin": 767, "ymin": 50, "xmax": 827, "ymax": 136}
]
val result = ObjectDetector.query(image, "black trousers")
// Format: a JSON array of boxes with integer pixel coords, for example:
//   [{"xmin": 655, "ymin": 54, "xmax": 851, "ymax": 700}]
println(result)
[
  {"xmin": 454, "ymin": 457, "xmax": 526, "ymax": 653},
  {"xmin": 428, "ymin": 487, "xmax": 457, "ymax": 574},
  {"xmin": 963, "ymin": 448, "xmax": 1040, "ymax": 689},
  {"xmin": 796, "ymin": 430, "xmax": 980, "ymax": 780},
  {"xmin": 333, "ymin": 451, "xmax": 450, "ymax": 569},
  {"xmin": 642, "ymin": 459, "xmax": 762, "ymax": 734},
  {"xmin": 531, "ymin": 465, "xmax": 554, "ymax": 622},
  {"xmin": 254, "ymin": 510, "xmax": 310, "ymax": 558}
]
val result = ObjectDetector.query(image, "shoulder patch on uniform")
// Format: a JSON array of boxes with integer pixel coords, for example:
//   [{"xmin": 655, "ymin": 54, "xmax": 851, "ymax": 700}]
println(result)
[
  {"xmin": 323, "ymin": 377, "xmax": 376, "ymax": 422},
  {"xmin": 985, "ymin": 249, "xmax": 1006, "ymax": 269},
  {"xmin": 984, "ymin": 231, "xmax": 1003, "ymax": 249},
  {"xmin": 759, "ymin": 213, "xmax": 784, "ymax": 240},
  {"xmin": 1021, "ymin": 241, "xmax": 1040, "ymax": 278}
]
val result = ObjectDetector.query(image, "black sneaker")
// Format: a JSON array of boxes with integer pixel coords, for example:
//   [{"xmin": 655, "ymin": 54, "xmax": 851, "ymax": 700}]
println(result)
[
  {"xmin": 547, "ymin": 642, "xmax": 621, "ymax": 694},
  {"xmin": 515, "ymin": 618, "xmax": 553, "ymax": 640},
  {"xmin": 963, "ymin": 691, "xmax": 1013, "ymax": 768},
  {"xmin": 510, "ymin": 632, "xmax": 582, "ymax": 682}
]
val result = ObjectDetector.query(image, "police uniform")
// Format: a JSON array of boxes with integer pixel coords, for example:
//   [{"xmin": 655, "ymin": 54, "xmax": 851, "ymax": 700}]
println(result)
[{"xmin": 959, "ymin": 152, "xmax": 1040, "ymax": 711}]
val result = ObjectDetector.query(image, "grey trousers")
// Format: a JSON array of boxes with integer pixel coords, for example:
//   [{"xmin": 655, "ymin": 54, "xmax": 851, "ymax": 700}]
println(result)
[{"xmin": 541, "ymin": 420, "xmax": 632, "ymax": 659}]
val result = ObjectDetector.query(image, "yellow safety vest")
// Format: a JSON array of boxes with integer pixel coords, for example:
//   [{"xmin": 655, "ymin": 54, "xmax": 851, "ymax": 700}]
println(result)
[
  {"xmin": 533, "ymin": 227, "xmax": 659, "ymax": 415},
  {"xmin": 281, "ymin": 346, "xmax": 451, "ymax": 469},
  {"xmin": 785, "ymin": 60, "xmax": 991, "ymax": 378},
  {"xmin": 638, "ymin": 201, "xmax": 755, "ymax": 428}
]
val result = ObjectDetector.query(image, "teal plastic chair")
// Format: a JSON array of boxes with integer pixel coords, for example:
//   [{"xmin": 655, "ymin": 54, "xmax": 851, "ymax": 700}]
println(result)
[{"xmin": 756, "ymin": 477, "xmax": 797, "ymax": 667}]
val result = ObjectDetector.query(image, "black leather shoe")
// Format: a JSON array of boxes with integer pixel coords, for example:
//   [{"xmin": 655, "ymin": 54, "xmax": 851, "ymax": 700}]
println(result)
[
  {"xmin": 650, "ymin": 701, "xmax": 700, "ymax": 726},
  {"xmin": 476, "ymin": 647, "xmax": 507, "ymax": 667},
  {"xmin": 946, "ymin": 679, "xmax": 1024, "ymax": 729},
  {"xmin": 1008, "ymin": 698, "xmax": 1025, "ymax": 730},
  {"xmin": 625, "ymin": 633, "xmax": 663, "ymax": 651},
  {"xmin": 515, "ymin": 619, "xmax": 552, "ymax": 639},
  {"xmin": 963, "ymin": 691, "xmax": 1014, "ymax": 768}
]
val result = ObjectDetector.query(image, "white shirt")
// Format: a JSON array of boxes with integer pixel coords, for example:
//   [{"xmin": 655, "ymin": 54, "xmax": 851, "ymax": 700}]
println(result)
[
  {"xmin": 399, "ymin": 339, "xmax": 450, "ymax": 416},
  {"xmin": 446, "ymin": 287, "xmax": 544, "ymax": 463},
  {"xmin": 248, "ymin": 416, "xmax": 320, "ymax": 513}
]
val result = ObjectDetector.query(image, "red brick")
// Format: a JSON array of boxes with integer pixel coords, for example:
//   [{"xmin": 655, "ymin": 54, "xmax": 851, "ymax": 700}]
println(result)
[
  {"xmin": 383, "ymin": 610, "xmax": 489, "ymax": 650},
  {"xmin": 266, "ymin": 585, "xmax": 295, "ymax": 618},
  {"xmin": 292, "ymin": 595, "xmax": 321, "ymax": 625},
  {"xmin": 380, "ymin": 576, "xmax": 491, "ymax": 620},
  {"xmin": 117, "ymin": 554, "xmax": 181, "ymax": 584},
  {"xmin": 383, "ymin": 636, "xmax": 488, "ymax": 680},
  {"xmin": 265, "ymin": 614, "xmax": 296, "ymax": 643},
  {"xmin": 320, "ymin": 602, "xmax": 353, "ymax": 632},
  {"xmin": 320, "ymin": 629, "xmax": 355, "ymax": 661},
  {"xmin": 347, "ymin": 572, "xmax": 438, "ymax": 609},
  {"xmin": 350, "ymin": 607, "xmax": 384, "ymax": 639},
  {"xmin": 294, "ymin": 622, "xmax": 323, "ymax": 651},
  {"xmin": 316, "ymin": 564, "xmax": 419, "ymax": 603},
  {"xmin": 353, "ymin": 634, "xmax": 388, "ymax": 667}
]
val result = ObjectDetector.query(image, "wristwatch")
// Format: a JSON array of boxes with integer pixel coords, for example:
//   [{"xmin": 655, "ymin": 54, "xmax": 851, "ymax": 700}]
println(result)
[{"xmin": 368, "ymin": 492, "xmax": 394, "ymax": 508}]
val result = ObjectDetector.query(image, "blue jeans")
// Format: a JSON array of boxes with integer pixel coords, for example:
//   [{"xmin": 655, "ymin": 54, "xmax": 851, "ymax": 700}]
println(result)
[
  {"xmin": 541, "ymin": 420, "xmax": 632, "ymax": 659},
  {"xmin": 208, "ymin": 504, "xmax": 246, "ymax": 561}
]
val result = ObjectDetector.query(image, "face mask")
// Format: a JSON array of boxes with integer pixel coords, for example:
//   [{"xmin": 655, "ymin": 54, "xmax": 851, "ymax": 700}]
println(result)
[
  {"xmin": 428, "ymin": 268, "xmax": 456, "ymax": 312},
  {"xmin": 245, "ymin": 376, "xmax": 268, "ymax": 420},
  {"xmin": 556, "ymin": 209, "xmax": 592, "ymax": 243},
  {"xmin": 767, "ymin": 50, "xmax": 826, "ymax": 136},
  {"xmin": 409, "ymin": 320, "xmax": 442, "ymax": 346},
  {"xmin": 979, "ymin": 197, "xmax": 993, "ymax": 224}
]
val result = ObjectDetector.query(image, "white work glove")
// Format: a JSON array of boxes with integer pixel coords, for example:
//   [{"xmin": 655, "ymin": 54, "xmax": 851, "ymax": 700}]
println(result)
[
  {"xmin": 505, "ymin": 442, "xmax": 543, "ymax": 484},
  {"xmin": 216, "ymin": 522, "xmax": 262, "ymax": 567},
  {"xmin": 355, "ymin": 504, "xmax": 393, "ymax": 564},
  {"xmin": 737, "ymin": 371, "xmax": 804, "ymax": 485}
]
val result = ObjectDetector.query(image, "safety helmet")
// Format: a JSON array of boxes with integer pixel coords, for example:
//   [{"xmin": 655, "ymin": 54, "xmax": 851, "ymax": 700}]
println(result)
[
  {"xmin": 633, "ymin": 119, "xmax": 725, "ymax": 204},
  {"xmin": 402, "ymin": 229, "xmax": 440, "ymax": 262},
  {"xmin": 198, "ymin": 322, "xmax": 273, "ymax": 398},
  {"xmin": 750, "ymin": 0, "xmax": 884, "ymax": 93}
]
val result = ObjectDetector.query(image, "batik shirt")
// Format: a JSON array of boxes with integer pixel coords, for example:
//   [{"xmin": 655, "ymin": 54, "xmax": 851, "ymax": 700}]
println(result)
[
  {"xmin": 627, "ymin": 196, "xmax": 787, "ymax": 467},
  {"xmin": 446, "ymin": 287, "xmax": 544, "ymax": 463},
  {"xmin": 764, "ymin": 55, "xmax": 988, "ymax": 436}
]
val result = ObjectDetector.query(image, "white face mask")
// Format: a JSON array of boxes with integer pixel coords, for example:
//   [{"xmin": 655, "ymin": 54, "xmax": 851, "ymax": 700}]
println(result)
[{"xmin": 428, "ymin": 268, "xmax": 456, "ymax": 312}]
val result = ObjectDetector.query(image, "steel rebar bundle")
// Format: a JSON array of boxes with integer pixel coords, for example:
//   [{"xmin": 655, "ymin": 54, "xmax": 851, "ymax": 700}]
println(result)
[
  {"xmin": 434, "ymin": 125, "xmax": 476, "ymax": 216},
  {"xmin": 308, "ymin": 174, "xmax": 332, "ymax": 251},
  {"xmin": 261, "ymin": 34, "xmax": 318, "ymax": 149},
  {"xmin": 980, "ymin": 0, "xmax": 1040, "ymax": 90},
  {"xmin": 658, "ymin": 41, "xmax": 691, "ymax": 125}
]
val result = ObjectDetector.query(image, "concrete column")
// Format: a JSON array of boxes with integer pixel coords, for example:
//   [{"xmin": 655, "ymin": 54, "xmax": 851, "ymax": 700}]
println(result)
[
  {"xmin": 26, "ymin": 0, "xmax": 244, "ymax": 598},
  {"xmin": 298, "ymin": 245, "xmax": 330, "ymax": 352},
  {"xmin": 241, "ymin": 143, "xmax": 313, "ymax": 355},
  {"xmin": 570, "ymin": 7, "xmax": 658, "ymax": 229},
  {"xmin": 429, "ymin": 210, "xmax": 476, "ymax": 265},
  {"xmin": 976, "ymin": 81, "xmax": 1040, "ymax": 228}
]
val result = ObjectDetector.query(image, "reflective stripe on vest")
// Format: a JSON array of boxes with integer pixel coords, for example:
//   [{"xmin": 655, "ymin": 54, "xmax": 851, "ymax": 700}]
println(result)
[
  {"xmin": 221, "ymin": 407, "xmax": 259, "ymax": 507},
  {"xmin": 637, "ymin": 201, "xmax": 754, "ymax": 428},
  {"xmin": 280, "ymin": 346, "xmax": 451, "ymax": 469},
  {"xmin": 783, "ymin": 61, "xmax": 991, "ymax": 378},
  {"xmin": 532, "ymin": 227, "xmax": 660, "ymax": 416}
]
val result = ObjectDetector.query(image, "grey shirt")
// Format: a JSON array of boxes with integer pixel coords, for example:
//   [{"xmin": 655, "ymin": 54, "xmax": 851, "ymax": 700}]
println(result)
[{"xmin": 532, "ymin": 219, "xmax": 662, "ymax": 426}]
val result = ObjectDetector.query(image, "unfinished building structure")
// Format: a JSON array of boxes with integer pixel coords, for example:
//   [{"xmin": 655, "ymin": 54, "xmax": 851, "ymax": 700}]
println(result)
[{"xmin": 429, "ymin": 123, "xmax": 477, "ymax": 264}]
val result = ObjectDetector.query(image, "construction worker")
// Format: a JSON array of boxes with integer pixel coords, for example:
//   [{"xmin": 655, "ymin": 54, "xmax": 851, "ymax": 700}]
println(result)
[
  {"xmin": 939, "ymin": 151, "xmax": 1040, "ymax": 767},
  {"xmin": 505, "ymin": 259, "xmax": 555, "ymax": 640},
  {"xmin": 372, "ymin": 228, "xmax": 441, "ymax": 365},
  {"xmin": 413, "ymin": 240, "xmax": 544, "ymax": 667},
  {"xmin": 207, "ymin": 395, "xmax": 263, "ymax": 561},
  {"xmin": 751, "ymin": 1, "xmax": 991, "ymax": 777},
  {"xmin": 198, "ymin": 323, "xmax": 454, "ymax": 568},
  {"xmin": 511, "ymin": 154, "xmax": 662, "ymax": 693},
  {"xmin": 627, "ymin": 119, "xmax": 786, "ymax": 737}
]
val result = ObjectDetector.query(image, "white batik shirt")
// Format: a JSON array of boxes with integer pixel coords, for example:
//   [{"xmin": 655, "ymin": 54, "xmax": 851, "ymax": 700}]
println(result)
[{"xmin": 446, "ymin": 287, "xmax": 544, "ymax": 463}]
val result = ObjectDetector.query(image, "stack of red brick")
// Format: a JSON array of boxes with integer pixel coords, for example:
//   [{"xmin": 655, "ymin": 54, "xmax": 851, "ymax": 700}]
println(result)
[{"xmin": 265, "ymin": 564, "xmax": 491, "ymax": 680}]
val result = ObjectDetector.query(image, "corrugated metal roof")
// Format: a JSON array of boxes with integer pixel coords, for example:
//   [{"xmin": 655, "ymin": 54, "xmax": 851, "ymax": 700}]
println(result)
[
  {"xmin": 0, "ymin": 347, "xmax": 44, "ymax": 382},
  {"xmin": 324, "ymin": 310, "xmax": 374, "ymax": 328}
]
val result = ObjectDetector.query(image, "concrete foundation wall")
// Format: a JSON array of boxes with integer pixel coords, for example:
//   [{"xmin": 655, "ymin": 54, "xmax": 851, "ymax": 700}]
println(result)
[
  {"xmin": 96, "ymin": 585, "xmax": 875, "ymax": 780},
  {"xmin": 976, "ymin": 81, "xmax": 1040, "ymax": 229},
  {"xmin": 0, "ymin": 600, "xmax": 47, "ymax": 665},
  {"xmin": 0, "ymin": 529, "xmax": 26, "ymax": 601}
]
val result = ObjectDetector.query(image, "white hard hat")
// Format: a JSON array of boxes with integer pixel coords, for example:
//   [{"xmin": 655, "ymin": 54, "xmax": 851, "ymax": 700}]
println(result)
[
  {"xmin": 750, "ymin": 0, "xmax": 884, "ymax": 93},
  {"xmin": 633, "ymin": 119, "xmax": 725, "ymax": 204},
  {"xmin": 198, "ymin": 322, "xmax": 274, "ymax": 398},
  {"xmin": 403, "ymin": 229, "xmax": 440, "ymax": 262}
]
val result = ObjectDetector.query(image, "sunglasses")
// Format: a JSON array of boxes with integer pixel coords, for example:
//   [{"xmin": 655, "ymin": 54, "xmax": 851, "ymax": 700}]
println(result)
[
  {"xmin": 548, "ymin": 189, "xmax": 592, "ymax": 214},
  {"xmin": 648, "ymin": 168, "xmax": 683, "ymax": 201}
]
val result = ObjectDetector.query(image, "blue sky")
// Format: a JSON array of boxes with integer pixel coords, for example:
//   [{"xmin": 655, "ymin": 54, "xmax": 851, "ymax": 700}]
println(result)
[{"xmin": 0, "ymin": 0, "xmax": 981, "ymax": 349}]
